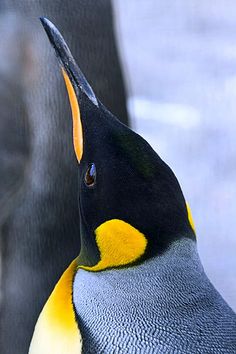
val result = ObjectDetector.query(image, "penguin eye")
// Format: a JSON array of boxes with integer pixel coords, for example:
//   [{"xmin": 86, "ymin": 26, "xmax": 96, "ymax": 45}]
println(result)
[{"xmin": 84, "ymin": 163, "xmax": 96, "ymax": 187}]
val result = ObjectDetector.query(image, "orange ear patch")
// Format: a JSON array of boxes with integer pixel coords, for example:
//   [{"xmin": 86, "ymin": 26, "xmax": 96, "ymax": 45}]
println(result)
[
  {"xmin": 62, "ymin": 69, "xmax": 83, "ymax": 162},
  {"xmin": 79, "ymin": 219, "xmax": 148, "ymax": 272},
  {"xmin": 186, "ymin": 202, "xmax": 196, "ymax": 234}
]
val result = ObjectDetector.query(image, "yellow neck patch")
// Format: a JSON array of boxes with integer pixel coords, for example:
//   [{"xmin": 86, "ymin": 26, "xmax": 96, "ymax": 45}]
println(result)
[
  {"xmin": 62, "ymin": 69, "xmax": 83, "ymax": 163},
  {"xmin": 80, "ymin": 219, "xmax": 148, "ymax": 272},
  {"xmin": 186, "ymin": 202, "xmax": 196, "ymax": 233},
  {"xmin": 29, "ymin": 259, "xmax": 82, "ymax": 354}
]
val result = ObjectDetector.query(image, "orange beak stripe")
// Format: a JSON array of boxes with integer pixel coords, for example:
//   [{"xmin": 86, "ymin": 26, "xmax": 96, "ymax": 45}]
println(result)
[{"xmin": 62, "ymin": 68, "xmax": 83, "ymax": 163}]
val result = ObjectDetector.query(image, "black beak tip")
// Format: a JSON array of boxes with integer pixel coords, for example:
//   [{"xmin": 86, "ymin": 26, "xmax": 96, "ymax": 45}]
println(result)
[
  {"xmin": 39, "ymin": 16, "xmax": 47, "ymax": 26},
  {"xmin": 39, "ymin": 16, "xmax": 99, "ymax": 107},
  {"xmin": 39, "ymin": 17, "xmax": 62, "ymax": 49},
  {"xmin": 39, "ymin": 16, "xmax": 73, "ymax": 70},
  {"xmin": 39, "ymin": 17, "xmax": 53, "ymax": 36}
]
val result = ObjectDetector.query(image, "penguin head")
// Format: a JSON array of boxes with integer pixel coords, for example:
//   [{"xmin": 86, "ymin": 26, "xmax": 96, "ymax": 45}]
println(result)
[{"xmin": 41, "ymin": 18, "xmax": 196, "ymax": 271}]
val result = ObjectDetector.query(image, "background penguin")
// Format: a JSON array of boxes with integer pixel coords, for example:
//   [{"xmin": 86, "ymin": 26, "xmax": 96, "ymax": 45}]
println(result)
[
  {"xmin": 29, "ymin": 19, "xmax": 236, "ymax": 353},
  {"xmin": 0, "ymin": 2, "xmax": 129, "ymax": 353}
]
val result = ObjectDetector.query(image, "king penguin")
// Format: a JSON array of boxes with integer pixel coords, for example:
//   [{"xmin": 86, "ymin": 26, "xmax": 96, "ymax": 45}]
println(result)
[{"xmin": 29, "ymin": 18, "xmax": 236, "ymax": 354}]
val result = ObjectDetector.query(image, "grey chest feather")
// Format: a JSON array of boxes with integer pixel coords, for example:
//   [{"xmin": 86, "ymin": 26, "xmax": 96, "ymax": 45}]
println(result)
[{"xmin": 73, "ymin": 239, "xmax": 236, "ymax": 354}]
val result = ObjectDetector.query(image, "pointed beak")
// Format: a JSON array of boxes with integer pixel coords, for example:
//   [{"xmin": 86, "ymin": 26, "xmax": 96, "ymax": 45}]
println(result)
[
  {"xmin": 40, "ymin": 17, "xmax": 98, "ymax": 106},
  {"xmin": 40, "ymin": 17, "xmax": 98, "ymax": 163}
]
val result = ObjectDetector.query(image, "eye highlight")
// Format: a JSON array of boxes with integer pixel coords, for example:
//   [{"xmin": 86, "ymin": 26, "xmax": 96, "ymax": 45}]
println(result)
[{"xmin": 84, "ymin": 163, "xmax": 96, "ymax": 187}]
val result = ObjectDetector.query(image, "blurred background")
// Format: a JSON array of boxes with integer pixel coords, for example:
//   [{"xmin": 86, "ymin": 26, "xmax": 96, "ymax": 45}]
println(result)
[
  {"xmin": 0, "ymin": 1, "xmax": 235, "ymax": 346},
  {"xmin": 114, "ymin": 0, "xmax": 236, "ymax": 311}
]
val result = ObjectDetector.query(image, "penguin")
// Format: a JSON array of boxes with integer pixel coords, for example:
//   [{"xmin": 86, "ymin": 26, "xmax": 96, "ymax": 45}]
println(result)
[{"xmin": 29, "ymin": 18, "xmax": 236, "ymax": 354}]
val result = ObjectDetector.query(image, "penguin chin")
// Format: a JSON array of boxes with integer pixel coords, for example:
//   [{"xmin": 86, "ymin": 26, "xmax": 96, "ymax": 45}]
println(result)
[{"xmin": 76, "ymin": 222, "xmax": 100, "ymax": 268}]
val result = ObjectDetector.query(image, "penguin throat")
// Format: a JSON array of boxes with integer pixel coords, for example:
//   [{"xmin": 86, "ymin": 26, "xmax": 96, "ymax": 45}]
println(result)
[{"xmin": 78, "ymin": 219, "xmax": 148, "ymax": 272}]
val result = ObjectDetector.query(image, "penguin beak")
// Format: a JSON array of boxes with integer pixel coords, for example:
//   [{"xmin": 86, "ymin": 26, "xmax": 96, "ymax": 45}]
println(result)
[{"xmin": 40, "ymin": 17, "xmax": 98, "ymax": 163}]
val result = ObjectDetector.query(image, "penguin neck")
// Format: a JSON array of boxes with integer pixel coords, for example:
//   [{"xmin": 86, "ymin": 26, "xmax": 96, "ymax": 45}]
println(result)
[
  {"xmin": 73, "ymin": 237, "xmax": 235, "ymax": 354},
  {"xmin": 106, "ymin": 237, "xmax": 203, "ymax": 289},
  {"xmin": 75, "ymin": 237, "xmax": 208, "ymax": 307},
  {"xmin": 132, "ymin": 238, "xmax": 204, "ymax": 296}
]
